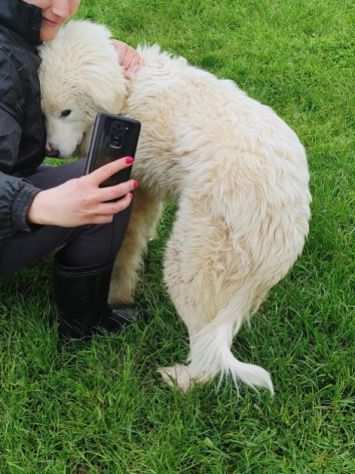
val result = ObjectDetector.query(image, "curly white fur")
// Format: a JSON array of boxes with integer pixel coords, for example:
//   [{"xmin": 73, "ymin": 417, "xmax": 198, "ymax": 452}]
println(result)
[{"xmin": 39, "ymin": 21, "xmax": 311, "ymax": 394}]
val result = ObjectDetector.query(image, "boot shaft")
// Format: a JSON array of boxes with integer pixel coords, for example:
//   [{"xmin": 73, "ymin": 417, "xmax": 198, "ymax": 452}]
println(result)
[{"xmin": 54, "ymin": 263, "xmax": 112, "ymax": 339}]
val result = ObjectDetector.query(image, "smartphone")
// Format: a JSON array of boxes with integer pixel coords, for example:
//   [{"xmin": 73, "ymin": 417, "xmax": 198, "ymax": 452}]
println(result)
[{"xmin": 85, "ymin": 113, "xmax": 141, "ymax": 187}]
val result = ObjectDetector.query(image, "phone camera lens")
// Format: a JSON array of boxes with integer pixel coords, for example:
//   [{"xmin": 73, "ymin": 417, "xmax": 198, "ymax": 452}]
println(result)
[
  {"xmin": 112, "ymin": 139, "xmax": 122, "ymax": 149},
  {"xmin": 110, "ymin": 122, "xmax": 129, "ymax": 149},
  {"xmin": 111, "ymin": 133, "xmax": 123, "ymax": 149}
]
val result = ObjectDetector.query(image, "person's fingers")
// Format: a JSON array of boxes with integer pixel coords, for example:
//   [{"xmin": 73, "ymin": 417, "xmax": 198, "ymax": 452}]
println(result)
[
  {"xmin": 90, "ymin": 215, "xmax": 114, "ymax": 225},
  {"xmin": 113, "ymin": 41, "xmax": 133, "ymax": 69},
  {"xmin": 95, "ymin": 192, "xmax": 133, "ymax": 215},
  {"xmin": 87, "ymin": 156, "xmax": 134, "ymax": 186},
  {"xmin": 128, "ymin": 53, "xmax": 142, "ymax": 71},
  {"xmin": 97, "ymin": 179, "xmax": 138, "ymax": 202},
  {"xmin": 112, "ymin": 40, "xmax": 127, "ymax": 56}
]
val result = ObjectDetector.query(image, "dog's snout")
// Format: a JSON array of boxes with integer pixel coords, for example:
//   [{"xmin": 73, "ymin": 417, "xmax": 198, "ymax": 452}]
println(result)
[{"xmin": 46, "ymin": 143, "xmax": 60, "ymax": 158}]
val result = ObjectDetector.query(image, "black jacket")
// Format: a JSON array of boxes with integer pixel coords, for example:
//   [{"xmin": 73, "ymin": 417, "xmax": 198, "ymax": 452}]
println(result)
[{"xmin": 0, "ymin": 0, "xmax": 46, "ymax": 245}]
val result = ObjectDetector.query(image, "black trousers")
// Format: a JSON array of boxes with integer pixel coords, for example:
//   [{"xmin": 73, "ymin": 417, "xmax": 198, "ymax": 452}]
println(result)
[{"xmin": 0, "ymin": 159, "xmax": 131, "ymax": 273}]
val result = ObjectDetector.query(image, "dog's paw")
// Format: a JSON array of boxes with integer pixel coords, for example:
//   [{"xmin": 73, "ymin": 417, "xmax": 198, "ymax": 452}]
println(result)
[
  {"xmin": 158, "ymin": 364, "xmax": 194, "ymax": 392},
  {"xmin": 108, "ymin": 284, "xmax": 135, "ymax": 306}
]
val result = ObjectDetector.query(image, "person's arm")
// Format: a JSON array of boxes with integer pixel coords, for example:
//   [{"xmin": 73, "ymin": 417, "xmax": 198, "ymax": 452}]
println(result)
[
  {"xmin": 28, "ymin": 157, "xmax": 138, "ymax": 227},
  {"xmin": 0, "ymin": 51, "xmax": 42, "ymax": 242},
  {"xmin": 0, "ymin": 168, "xmax": 41, "ymax": 241},
  {"xmin": 0, "ymin": 51, "xmax": 137, "ymax": 237}
]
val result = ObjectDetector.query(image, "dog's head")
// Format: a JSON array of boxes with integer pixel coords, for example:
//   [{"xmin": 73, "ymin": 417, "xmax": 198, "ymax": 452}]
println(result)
[{"xmin": 39, "ymin": 20, "xmax": 127, "ymax": 157}]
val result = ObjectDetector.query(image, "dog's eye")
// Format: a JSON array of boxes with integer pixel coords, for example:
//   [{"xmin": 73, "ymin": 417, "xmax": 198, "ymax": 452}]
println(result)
[{"xmin": 61, "ymin": 109, "xmax": 72, "ymax": 118}]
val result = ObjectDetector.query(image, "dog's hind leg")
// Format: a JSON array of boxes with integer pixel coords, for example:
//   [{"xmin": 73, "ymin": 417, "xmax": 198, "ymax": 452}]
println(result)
[
  {"xmin": 109, "ymin": 188, "xmax": 163, "ymax": 304},
  {"xmin": 158, "ymin": 198, "xmax": 273, "ymax": 393},
  {"xmin": 186, "ymin": 286, "xmax": 274, "ymax": 393},
  {"xmin": 159, "ymin": 285, "xmax": 274, "ymax": 394}
]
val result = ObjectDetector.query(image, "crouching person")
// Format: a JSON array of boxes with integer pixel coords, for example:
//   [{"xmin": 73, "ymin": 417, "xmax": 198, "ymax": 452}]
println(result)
[{"xmin": 0, "ymin": 0, "xmax": 142, "ymax": 338}]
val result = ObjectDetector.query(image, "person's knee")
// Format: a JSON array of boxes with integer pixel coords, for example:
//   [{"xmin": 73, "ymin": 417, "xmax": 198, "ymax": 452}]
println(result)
[
  {"xmin": 56, "ymin": 213, "xmax": 130, "ymax": 270},
  {"xmin": 27, "ymin": 159, "xmax": 86, "ymax": 189}
]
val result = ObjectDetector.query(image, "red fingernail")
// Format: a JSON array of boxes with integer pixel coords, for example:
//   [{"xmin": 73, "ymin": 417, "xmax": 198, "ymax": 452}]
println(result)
[
  {"xmin": 125, "ymin": 156, "xmax": 134, "ymax": 164},
  {"xmin": 133, "ymin": 180, "xmax": 139, "ymax": 189}
]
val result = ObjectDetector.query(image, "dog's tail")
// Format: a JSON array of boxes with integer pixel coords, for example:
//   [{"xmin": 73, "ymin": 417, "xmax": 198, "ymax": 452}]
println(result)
[{"xmin": 188, "ymin": 285, "xmax": 274, "ymax": 394}]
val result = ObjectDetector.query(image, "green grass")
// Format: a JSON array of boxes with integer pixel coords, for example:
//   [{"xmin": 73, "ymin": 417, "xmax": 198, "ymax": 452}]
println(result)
[{"xmin": 1, "ymin": 0, "xmax": 354, "ymax": 472}]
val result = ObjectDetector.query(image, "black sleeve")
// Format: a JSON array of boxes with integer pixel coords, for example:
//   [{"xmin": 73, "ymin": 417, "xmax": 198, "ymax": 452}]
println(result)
[{"xmin": 0, "ymin": 50, "xmax": 41, "ymax": 241}]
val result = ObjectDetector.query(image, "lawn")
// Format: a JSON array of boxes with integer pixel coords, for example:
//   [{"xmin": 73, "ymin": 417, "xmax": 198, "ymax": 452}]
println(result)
[{"xmin": 0, "ymin": 0, "xmax": 354, "ymax": 472}]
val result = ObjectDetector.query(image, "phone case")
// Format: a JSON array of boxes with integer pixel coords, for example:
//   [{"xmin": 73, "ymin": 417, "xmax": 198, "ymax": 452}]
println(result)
[{"xmin": 85, "ymin": 113, "xmax": 141, "ymax": 187}]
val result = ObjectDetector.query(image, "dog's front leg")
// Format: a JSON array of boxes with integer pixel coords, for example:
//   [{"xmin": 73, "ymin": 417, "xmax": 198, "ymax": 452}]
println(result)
[{"xmin": 109, "ymin": 187, "xmax": 163, "ymax": 304}]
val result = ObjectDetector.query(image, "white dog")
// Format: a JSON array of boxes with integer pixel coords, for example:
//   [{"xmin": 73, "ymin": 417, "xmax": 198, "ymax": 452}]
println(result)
[{"xmin": 39, "ymin": 21, "xmax": 311, "ymax": 394}]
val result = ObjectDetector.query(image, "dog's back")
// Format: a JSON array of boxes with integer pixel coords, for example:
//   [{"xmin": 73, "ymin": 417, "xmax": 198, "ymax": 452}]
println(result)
[{"xmin": 127, "ymin": 42, "xmax": 310, "ymax": 239}]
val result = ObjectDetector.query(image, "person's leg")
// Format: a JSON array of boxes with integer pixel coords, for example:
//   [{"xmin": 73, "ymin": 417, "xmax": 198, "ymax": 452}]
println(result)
[
  {"xmin": 0, "ymin": 160, "xmax": 86, "ymax": 273},
  {"xmin": 0, "ymin": 159, "xmax": 128, "ymax": 272},
  {"xmin": 0, "ymin": 160, "xmax": 136, "ymax": 337},
  {"xmin": 52, "ymin": 200, "xmax": 134, "ymax": 339}
]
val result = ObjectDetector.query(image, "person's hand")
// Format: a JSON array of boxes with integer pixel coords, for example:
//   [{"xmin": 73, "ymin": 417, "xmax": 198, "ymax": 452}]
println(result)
[
  {"xmin": 28, "ymin": 157, "xmax": 139, "ymax": 227},
  {"xmin": 112, "ymin": 40, "xmax": 143, "ymax": 78}
]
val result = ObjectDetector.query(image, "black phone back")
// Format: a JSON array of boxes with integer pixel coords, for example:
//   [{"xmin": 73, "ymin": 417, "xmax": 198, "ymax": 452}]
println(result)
[{"xmin": 85, "ymin": 113, "xmax": 141, "ymax": 187}]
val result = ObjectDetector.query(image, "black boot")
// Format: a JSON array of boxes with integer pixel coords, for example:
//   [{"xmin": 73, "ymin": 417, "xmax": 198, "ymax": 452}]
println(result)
[{"xmin": 53, "ymin": 263, "xmax": 140, "ymax": 339}]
